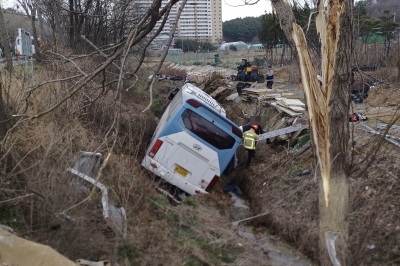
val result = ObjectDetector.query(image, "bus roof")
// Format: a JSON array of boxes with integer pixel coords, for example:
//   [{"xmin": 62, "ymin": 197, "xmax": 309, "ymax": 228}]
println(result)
[{"xmin": 181, "ymin": 83, "xmax": 226, "ymax": 117}]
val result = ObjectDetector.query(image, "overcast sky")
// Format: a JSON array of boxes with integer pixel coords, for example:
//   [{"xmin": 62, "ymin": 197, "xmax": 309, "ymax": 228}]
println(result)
[
  {"xmin": 1, "ymin": 0, "xmax": 272, "ymax": 21},
  {"xmin": 222, "ymin": 0, "xmax": 272, "ymax": 21}
]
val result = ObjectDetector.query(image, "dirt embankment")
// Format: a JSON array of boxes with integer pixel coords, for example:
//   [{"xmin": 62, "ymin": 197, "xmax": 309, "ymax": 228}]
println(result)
[
  {"xmin": 201, "ymin": 65, "xmax": 400, "ymax": 265},
  {"xmin": 0, "ymin": 62, "xmax": 312, "ymax": 266}
]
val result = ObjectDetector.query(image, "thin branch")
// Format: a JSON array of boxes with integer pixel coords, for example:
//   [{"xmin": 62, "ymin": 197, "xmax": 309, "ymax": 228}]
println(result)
[
  {"xmin": 81, "ymin": 35, "xmax": 122, "ymax": 70},
  {"xmin": 142, "ymin": 0, "xmax": 188, "ymax": 112},
  {"xmin": 23, "ymin": 74, "xmax": 82, "ymax": 101},
  {"xmin": 49, "ymin": 51, "xmax": 88, "ymax": 77},
  {"xmin": 0, "ymin": 194, "xmax": 34, "ymax": 204},
  {"xmin": 142, "ymin": 78, "xmax": 155, "ymax": 112}
]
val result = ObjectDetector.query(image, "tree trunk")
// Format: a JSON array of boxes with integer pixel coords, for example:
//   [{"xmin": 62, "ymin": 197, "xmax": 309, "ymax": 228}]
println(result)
[
  {"xmin": 397, "ymin": 57, "xmax": 400, "ymax": 81},
  {"xmin": 37, "ymin": 4, "xmax": 48, "ymax": 44},
  {"xmin": 0, "ymin": 6, "xmax": 10, "ymax": 138},
  {"xmin": 69, "ymin": 0, "xmax": 74, "ymax": 47},
  {"xmin": 271, "ymin": 0, "xmax": 353, "ymax": 264},
  {"xmin": 279, "ymin": 44, "xmax": 286, "ymax": 66},
  {"xmin": 53, "ymin": 1, "xmax": 66, "ymax": 47},
  {"xmin": 0, "ymin": 6, "xmax": 13, "ymax": 73},
  {"xmin": 319, "ymin": 0, "xmax": 353, "ymax": 264},
  {"xmin": 30, "ymin": 6, "xmax": 42, "ymax": 59},
  {"xmin": 76, "ymin": 0, "xmax": 93, "ymax": 43}
]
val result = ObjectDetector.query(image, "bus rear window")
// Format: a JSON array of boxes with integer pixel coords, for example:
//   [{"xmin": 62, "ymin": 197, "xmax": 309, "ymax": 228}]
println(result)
[{"xmin": 181, "ymin": 109, "xmax": 235, "ymax": 150}]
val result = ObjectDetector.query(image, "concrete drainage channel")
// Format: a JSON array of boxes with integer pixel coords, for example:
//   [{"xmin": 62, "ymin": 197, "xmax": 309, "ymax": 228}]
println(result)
[{"xmin": 229, "ymin": 192, "xmax": 313, "ymax": 266}]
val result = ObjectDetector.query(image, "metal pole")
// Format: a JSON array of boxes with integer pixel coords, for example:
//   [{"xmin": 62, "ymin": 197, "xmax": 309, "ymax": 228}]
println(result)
[
  {"xmin": 31, "ymin": 59, "xmax": 34, "ymax": 86},
  {"xmin": 25, "ymin": 56, "xmax": 28, "ymax": 83}
]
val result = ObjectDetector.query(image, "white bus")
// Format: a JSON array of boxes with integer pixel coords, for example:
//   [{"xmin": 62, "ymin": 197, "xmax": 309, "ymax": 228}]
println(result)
[{"xmin": 142, "ymin": 83, "xmax": 243, "ymax": 196}]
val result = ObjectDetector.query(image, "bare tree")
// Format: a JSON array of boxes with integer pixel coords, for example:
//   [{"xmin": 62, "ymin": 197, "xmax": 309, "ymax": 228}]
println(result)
[
  {"xmin": 0, "ymin": 5, "xmax": 12, "ymax": 138},
  {"xmin": 270, "ymin": 0, "xmax": 353, "ymax": 265},
  {"xmin": 17, "ymin": 0, "xmax": 41, "ymax": 58},
  {"xmin": 0, "ymin": 6, "xmax": 13, "ymax": 73}
]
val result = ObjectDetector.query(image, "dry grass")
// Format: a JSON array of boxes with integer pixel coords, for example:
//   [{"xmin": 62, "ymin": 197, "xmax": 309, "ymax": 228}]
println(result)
[
  {"xmin": 3, "ymin": 56, "xmax": 399, "ymax": 265},
  {"xmin": 158, "ymin": 68, "xmax": 187, "ymax": 77},
  {"xmin": 229, "ymin": 121, "xmax": 400, "ymax": 265},
  {"xmin": 224, "ymin": 66, "xmax": 400, "ymax": 265},
  {"xmin": 0, "ymin": 60, "xmax": 270, "ymax": 265}
]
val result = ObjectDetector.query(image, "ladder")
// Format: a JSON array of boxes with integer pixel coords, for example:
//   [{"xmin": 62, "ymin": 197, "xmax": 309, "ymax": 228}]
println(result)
[{"xmin": 257, "ymin": 123, "xmax": 305, "ymax": 141}]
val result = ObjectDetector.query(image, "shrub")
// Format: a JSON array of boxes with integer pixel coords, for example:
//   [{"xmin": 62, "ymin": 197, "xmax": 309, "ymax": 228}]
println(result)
[{"xmin": 229, "ymin": 45, "xmax": 237, "ymax": 51}]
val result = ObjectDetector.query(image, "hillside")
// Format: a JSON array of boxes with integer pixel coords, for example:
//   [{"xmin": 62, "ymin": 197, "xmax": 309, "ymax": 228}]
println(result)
[{"xmin": 366, "ymin": 0, "xmax": 400, "ymax": 21}]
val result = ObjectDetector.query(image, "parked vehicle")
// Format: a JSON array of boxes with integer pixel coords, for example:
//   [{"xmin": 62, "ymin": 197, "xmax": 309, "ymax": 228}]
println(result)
[
  {"xmin": 15, "ymin": 28, "xmax": 35, "ymax": 57},
  {"xmin": 141, "ymin": 83, "xmax": 243, "ymax": 197}
]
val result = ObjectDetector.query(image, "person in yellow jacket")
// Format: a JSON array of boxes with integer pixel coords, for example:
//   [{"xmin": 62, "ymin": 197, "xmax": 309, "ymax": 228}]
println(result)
[{"xmin": 243, "ymin": 125, "xmax": 259, "ymax": 169}]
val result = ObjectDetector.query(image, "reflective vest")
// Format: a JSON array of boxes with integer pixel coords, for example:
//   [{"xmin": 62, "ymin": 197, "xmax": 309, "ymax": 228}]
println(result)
[{"xmin": 243, "ymin": 131, "xmax": 257, "ymax": 150}]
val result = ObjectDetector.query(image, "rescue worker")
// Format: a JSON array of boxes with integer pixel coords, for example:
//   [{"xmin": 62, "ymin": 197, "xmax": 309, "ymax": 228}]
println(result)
[
  {"xmin": 266, "ymin": 65, "xmax": 274, "ymax": 89},
  {"xmin": 241, "ymin": 124, "xmax": 264, "ymax": 135},
  {"xmin": 241, "ymin": 123, "xmax": 270, "ymax": 146},
  {"xmin": 243, "ymin": 125, "xmax": 259, "ymax": 169}
]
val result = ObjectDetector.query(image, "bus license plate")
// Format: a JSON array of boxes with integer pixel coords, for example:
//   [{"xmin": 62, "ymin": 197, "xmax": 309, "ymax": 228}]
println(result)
[{"xmin": 174, "ymin": 165, "xmax": 188, "ymax": 177}]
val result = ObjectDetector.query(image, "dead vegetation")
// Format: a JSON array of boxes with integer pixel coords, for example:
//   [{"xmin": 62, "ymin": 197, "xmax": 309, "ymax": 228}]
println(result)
[
  {"xmin": 209, "ymin": 65, "xmax": 400, "ymax": 265},
  {"xmin": 157, "ymin": 68, "xmax": 187, "ymax": 77},
  {"xmin": 1, "ymin": 49, "xmax": 400, "ymax": 265},
  {"xmin": 0, "ymin": 59, "xmax": 287, "ymax": 265}
]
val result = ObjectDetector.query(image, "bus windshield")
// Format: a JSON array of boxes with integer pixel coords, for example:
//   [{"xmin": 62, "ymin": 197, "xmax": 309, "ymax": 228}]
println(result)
[{"xmin": 181, "ymin": 109, "xmax": 235, "ymax": 150}]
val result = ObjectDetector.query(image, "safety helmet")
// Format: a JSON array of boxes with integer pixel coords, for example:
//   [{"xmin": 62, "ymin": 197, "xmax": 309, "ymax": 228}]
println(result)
[{"xmin": 251, "ymin": 125, "xmax": 258, "ymax": 130}]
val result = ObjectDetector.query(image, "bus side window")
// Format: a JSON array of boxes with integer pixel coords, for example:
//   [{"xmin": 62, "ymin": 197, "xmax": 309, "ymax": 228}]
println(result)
[
  {"xmin": 180, "ymin": 109, "xmax": 235, "ymax": 150},
  {"xmin": 183, "ymin": 116, "xmax": 192, "ymax": 130}
]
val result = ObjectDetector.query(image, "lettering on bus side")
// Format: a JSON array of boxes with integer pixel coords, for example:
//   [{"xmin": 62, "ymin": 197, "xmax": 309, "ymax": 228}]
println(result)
[{"xmin": 197, "ymin": 93, "xmax": 217, "ymax": 108}]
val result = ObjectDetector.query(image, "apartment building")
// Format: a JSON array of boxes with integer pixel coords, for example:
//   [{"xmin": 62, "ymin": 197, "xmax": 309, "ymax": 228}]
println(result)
[{"xmin": 134, "ymin": 0, "xmax": 222, "ymax": 44}]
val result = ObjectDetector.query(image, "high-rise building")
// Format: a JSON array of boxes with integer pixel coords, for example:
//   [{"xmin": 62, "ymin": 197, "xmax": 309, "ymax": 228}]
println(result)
[{"xmin": 134, "ymin": 0, "xmax": 222, "ymax": 44}]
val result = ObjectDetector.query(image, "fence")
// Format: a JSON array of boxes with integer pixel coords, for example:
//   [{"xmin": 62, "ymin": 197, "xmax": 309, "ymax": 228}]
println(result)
[{"xmin": 164, "ymin": 49, "xmax": 294, "ymax": 68}]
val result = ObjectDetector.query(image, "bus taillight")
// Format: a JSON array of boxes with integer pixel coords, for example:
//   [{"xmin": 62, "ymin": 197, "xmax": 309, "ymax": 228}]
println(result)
[
  {"xmin": 232, "ymin": 127, "xmax": 243, "ymax": 138},
  {"xmin": 186, "ymin": 99, "xmax": 201, "ymax": 108},
  {"xmin": 205, "ymin": 175, "xmax": 219, "ymax": 192},
  {"xmin": 148, "ymin": 139, "xmax": 163, "ymax": 158}
]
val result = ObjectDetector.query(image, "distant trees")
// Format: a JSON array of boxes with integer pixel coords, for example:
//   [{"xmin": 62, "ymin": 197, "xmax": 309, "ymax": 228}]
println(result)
[
  {"xmin": 353, "ymin": 1, "xmax": 400, "ymax": 64},
  {"xmin": 222, "ymin": 17, "xmax": 262, "ymax": 42},
  {"xmin": 21, "ymin": 0, "xmax": 151, "ymax": 53},
  {"xmin": 258, "ymin": 12, "xmax": 286, "ymax": 49},
  {"xmin": 174, "ymin": 39, "xmax": 216, "ymax": 52},
  {"xmin": 0, "ymin": 0, "xmax": 186, "ymax": 141},
  {"xmin": 378, "ymin": 10, "xmax": 400, "ymax": 55},
  {"xmin": 258, "ymin": 3, "xmax": 322, "ymax": 65},
  {"xmin": 366, "ymin": 0, "xmax": 400, "ymax": 22},
  {"xmin": 258, "ymin": 12, "xmax": 287, "ymax": 64},
  {"xmin": 355, "ymin": 0, "xmax": 400, "ymax": 45},
  {"xmin": 354, "ymin": 1, "xmax": 381, "ymax": 41}
]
